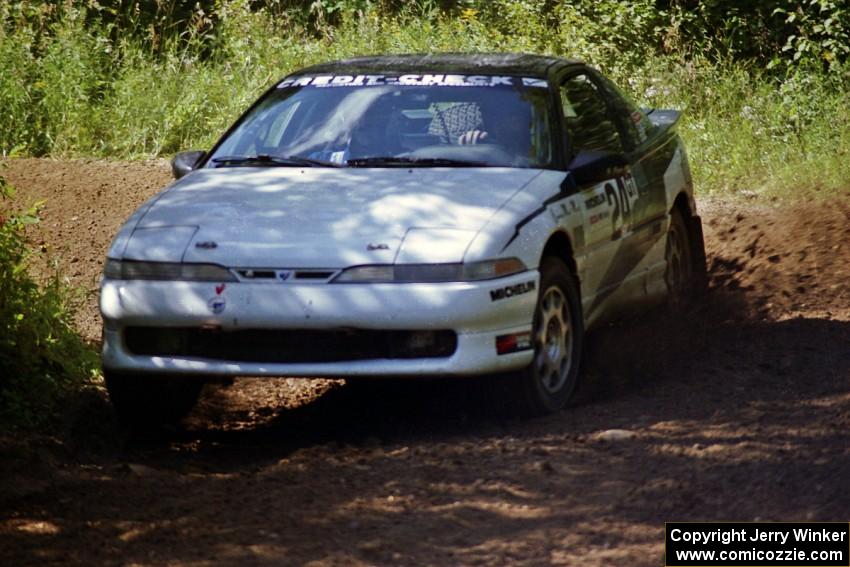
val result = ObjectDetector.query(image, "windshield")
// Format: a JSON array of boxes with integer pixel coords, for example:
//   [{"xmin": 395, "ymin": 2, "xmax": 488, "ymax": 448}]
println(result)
[{"xmin": 208, "ymin": 74, "xmax": 553, "ymax": 168}]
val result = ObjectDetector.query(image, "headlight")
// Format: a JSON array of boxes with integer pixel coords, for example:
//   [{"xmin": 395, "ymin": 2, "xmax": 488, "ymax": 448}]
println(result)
[
  {"xmin": 332, "ymin": 258, "xmax": 527, "ymax": 283},
  {"xmin": 103, "ymin": 259, "xmax": 237, "ymax": 282}
]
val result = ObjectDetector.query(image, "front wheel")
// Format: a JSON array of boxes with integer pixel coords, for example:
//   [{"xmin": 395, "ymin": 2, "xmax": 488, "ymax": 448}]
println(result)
[
  {"xmin": 512, "ymin": 257, "xmax": 584, "ymax": 416},
  {"xmin": 104, "ymin": 370, "xmax": 204, "ymax": 428}
]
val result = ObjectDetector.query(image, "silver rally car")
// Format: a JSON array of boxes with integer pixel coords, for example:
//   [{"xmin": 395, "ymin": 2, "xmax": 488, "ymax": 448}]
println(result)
[{"xmin": 100, "ymin": 53, "xmax": 706, "ymax": 424}]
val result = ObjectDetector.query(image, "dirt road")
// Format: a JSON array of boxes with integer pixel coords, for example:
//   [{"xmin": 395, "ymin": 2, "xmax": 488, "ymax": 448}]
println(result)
[{"xmin": 1, "ymin": 159, "xmax": 849, "ymax": 566}]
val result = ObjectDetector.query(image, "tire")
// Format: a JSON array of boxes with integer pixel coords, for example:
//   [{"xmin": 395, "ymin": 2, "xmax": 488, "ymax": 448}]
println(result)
[
  {"xmin": 104, "ymin": 370, "xmax": 204, "ymax": 428},
  {"xmin": 512, "ymin": 256, "xmax": 584, "ymax": 416},
  {"xmin": 665, "ymin": 208, "xmax": 698, "ymax": 305}
]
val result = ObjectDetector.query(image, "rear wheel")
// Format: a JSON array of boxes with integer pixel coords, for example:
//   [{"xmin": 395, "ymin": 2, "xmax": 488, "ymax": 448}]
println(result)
[
  {"xmin": 665, "ymin": 208, "xmax": 696, "ymax": 304},
  {"xmin": 513, "ymin": 257, "xmax": 584, "ymax": 416},
  {"xmin": 104, "ymin": 370, "xmax": 204, "ymax": 428}
]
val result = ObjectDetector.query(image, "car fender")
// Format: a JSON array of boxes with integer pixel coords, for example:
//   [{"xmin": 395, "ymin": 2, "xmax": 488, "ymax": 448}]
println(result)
[
  {"xmin": 464, "ymin": 170, "xmax": 583, "ymax": 275},
  {"xmin": 663, "ymin": 143, "xmax": 694, "ymax": 214}
]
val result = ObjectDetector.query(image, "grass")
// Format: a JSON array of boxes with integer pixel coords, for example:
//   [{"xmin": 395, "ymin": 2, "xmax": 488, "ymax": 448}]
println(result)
[
  {"xmin": 634, "ymin": 57, "xmax": 850, "ymax": 198},
  {"xmin": 0, "ymin": 169, "xmax": 100, "ymax": 431},
  {"xmin": 2, "ymin": 1, "xmax": 849, "ymax": 198}
]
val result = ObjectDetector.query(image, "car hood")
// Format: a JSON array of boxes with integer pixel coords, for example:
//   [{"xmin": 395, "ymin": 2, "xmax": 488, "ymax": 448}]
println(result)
[{"xmin": 120, "ymin": 167, "xmax": 542, "ymax": 268}]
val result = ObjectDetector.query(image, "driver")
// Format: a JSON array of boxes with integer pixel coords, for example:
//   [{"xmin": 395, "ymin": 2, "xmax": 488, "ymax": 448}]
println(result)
[{"xmin": 457, "ymin": 103, "xmax": 531, "ymax": 158}]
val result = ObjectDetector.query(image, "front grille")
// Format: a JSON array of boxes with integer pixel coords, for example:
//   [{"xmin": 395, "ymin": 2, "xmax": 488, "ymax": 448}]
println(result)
[
  {"xmin": 234, "ymin": 268, "xmax": 339, "ymax": 282},
  {"xmin": 124, "ymin": 327, "xmax": 457, "ymax": 363}
]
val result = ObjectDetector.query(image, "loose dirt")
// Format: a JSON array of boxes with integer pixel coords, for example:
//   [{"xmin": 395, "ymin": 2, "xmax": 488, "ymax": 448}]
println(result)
[{"xmin": 1, "ymin": 158, "xmax": 849, "ymax": 566}]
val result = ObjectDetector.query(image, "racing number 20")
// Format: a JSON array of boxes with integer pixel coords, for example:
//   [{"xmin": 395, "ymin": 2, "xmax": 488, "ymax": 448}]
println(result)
[{"xmin": 604, "ymin": 173, "xmax": 638, "ymax": 227}]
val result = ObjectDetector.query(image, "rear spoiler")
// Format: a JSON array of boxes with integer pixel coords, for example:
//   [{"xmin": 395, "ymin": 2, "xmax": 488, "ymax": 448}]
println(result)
[{"xmin": 644, "ymin": 108, "xmax": 682, "ymax": 132}]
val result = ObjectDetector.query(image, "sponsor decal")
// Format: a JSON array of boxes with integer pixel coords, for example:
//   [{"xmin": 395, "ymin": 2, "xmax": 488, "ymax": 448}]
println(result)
[
  {"xmin": 208, "ymin": 283, "xmax": 227, "ymax": 314},
  {"xmin": 367, "ymin": 242, "xmax": 390, "ymax": 251},
  {"xmin": 278, "ymin": 74, "xmax": 543, "ymax": 89},
  {"xmin": 195, "ymin": 241, "xmax": 218, "ymax": 250},
  {"xmin": 585, "ymin": 194, "xmax": 606, "ymax": 209},
  {"xmin": 550, "ymin": 200, "xmax": 580, "ymax": 223},
  {"xmin": 589, "ymin": 211, "xmax": 610, "ymax": 225},
  {"xmin": 490, "ymin": 280, "xmax": 536, "ymax": 302},
  {"xmin": 208, "ymin": 296, "xmax": 226, "ymax": 314},
  {"xmin": 278, "ymin": 270, "xmax": 291, "ymax": 281}
]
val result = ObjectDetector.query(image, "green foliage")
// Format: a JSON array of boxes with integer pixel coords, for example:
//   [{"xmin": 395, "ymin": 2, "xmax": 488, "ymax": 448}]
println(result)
[
  {"xmin": 1, "ymin": 0, "xmax": 849, "ymax": 196},
  {"xmin": 770, "ymin": 0, "xmax": 850, "ymax": 71},
  {"xmin": 0, "ymin": 17, "xmax": 37, "ymax": 155},
  {"xmin": 666, "ymin": 0, "xmax": 850, "ymax": 72},
  {"xmin": 0, "ymin": 167, "xmax": 99, "ymax": 430},
  {"xmin": 631, "ymin": 56, "xmax": 850, "ymax": 196}
]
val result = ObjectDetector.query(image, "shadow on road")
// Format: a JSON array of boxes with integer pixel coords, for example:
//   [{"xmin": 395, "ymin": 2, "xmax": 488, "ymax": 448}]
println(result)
[
  {"xmin": 4, "ymin": 264, "xmax": 850, "ymax": 566},
  {"xmin": 128, "ymin": 278, "xmax": 849, "ymax": 469}
]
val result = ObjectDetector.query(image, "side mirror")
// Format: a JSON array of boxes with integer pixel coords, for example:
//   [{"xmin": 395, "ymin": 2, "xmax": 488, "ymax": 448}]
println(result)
[
  {"xmin": 567, "ymin": 150, "xmax": 628, "ymax": 186},
  {"xmin": 171, "ymin": 150, "xmax": 206, "ymax": 179}
]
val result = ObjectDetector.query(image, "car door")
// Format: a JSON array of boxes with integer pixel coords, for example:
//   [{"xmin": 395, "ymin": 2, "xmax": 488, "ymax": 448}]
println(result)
[
  {"xmin": 592, "ymin": 71, "xmax": 672, "ymax": 274},
  {"xmin": 558, "ymin": 71, "xmax": 646, "ymax": 325}
]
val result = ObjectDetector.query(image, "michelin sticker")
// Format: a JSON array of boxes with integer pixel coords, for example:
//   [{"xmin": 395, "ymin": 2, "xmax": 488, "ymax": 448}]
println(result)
[
  {"xmin": 278, "ymin": 74, "xmax": 548, "ymax": 89},
  {"xmin": 490, "ymin": 280, "xmax": 536, "ymax": 302}
]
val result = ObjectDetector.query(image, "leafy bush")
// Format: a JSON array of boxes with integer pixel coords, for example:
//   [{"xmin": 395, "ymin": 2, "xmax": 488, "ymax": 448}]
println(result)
[
  {"xmin": 1, "ymin": 0, "xmax": 849, "ymax": 196},
  {"xmin": 0, "ymin": 169, "xmax": 99, "ymax": 430}
]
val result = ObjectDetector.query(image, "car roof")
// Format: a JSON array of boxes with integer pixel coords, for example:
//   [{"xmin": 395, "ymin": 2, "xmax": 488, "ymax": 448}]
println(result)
[{"xmin": 294, "ymin": 53, "xmax": 582, "ymax": 79}]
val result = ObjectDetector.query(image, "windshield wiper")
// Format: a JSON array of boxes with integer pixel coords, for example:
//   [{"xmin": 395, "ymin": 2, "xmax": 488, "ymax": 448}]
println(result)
[
  {"xmin": 346, "ymin": 156, "xmax": 488, "ymax": 167},
  {"xmin": 211, "ymin": 154, "xmax": 340, "ymax": 167}
]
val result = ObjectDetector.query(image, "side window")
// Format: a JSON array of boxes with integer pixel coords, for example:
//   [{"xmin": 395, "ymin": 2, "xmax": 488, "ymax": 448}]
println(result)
[
  {"xmin": 595, "ymin": 74, "xmax": 656, "ymax": 150},
  {"xmin": 559, "ymin": 74, "xmax": 623, "ymax": 154}
]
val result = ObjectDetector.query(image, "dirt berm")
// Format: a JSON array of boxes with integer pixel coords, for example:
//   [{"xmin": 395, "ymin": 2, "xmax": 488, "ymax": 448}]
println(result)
[{"xmin": 1, "ymin": 158, "xmax": 849, "ymax": 566}]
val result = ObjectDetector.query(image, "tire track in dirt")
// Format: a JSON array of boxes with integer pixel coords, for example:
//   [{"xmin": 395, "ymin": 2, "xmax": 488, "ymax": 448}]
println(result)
[{"xmin": 2, "ymin": 159, "xmax": 849, "ymax": 566}]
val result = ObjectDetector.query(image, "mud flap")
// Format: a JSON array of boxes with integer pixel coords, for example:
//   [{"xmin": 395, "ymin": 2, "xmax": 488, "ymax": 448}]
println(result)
[{"xmin": 687, "ymin": 214, "xmax": 708, "ymax": 293}]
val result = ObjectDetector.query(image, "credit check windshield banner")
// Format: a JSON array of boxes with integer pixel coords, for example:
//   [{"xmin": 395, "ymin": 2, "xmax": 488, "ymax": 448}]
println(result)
[
  {"xmin": 665, "ymin": 522, "xmax": 850, "ymax": 567},
  {"xmin": 277, "ymin": 74, "xmax": 549, "ymax": 89}
]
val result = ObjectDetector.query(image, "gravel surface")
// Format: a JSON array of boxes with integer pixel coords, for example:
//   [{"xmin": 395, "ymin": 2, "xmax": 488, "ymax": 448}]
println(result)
[{"xmin": 1, "ymin": 158, "xmax": 849, "ymax": 566}]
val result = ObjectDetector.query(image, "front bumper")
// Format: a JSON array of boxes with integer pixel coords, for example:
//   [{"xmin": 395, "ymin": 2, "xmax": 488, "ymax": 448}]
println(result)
[{"xmin": 100, "ymin": 270, "xmax": 540, "ymax": 377}]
